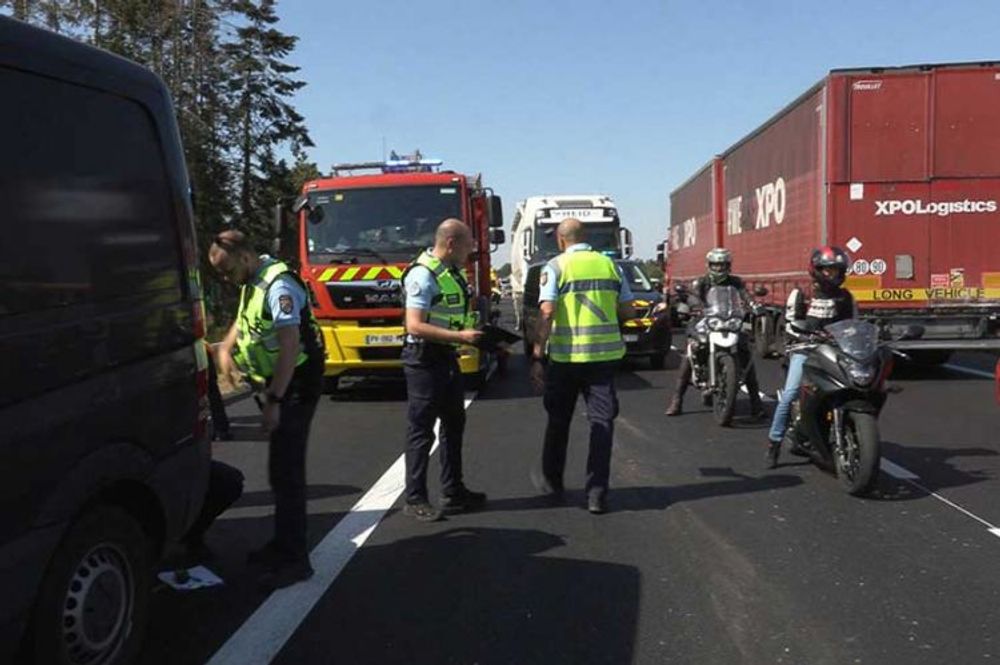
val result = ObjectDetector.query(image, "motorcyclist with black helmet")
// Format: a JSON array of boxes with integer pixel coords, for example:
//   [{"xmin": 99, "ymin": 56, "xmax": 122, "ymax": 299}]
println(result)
[
  {"xmin": 765, "ymin": 246, "xmax": 858, "ymax": 468},
  {"xmin": 665, "ymin": 247, "xmax": 765, "ymax": 418}
]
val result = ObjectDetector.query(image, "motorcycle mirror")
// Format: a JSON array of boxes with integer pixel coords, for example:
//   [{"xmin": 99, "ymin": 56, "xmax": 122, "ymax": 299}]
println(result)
[{"xmin": 753, "ymin": 285, "xmax": 769, "ymax": 297}]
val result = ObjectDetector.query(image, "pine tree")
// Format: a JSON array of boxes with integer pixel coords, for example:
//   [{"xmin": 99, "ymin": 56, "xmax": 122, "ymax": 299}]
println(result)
[{"xmin": 223, "ymin": 0, "xmax": 312, "ymax": 239}]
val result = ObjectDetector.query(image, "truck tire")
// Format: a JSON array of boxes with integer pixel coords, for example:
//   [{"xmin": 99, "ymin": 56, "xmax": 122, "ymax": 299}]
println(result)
[
  {"xmin": 909, "ymin": 350, "xmax": 952, "ymax": 366},
  {"xmin": 836, "ymin": 411, "xmax": 881, "ymax": 496},
  {"xmin": 774, "ymin": 315, "xmax": 788, "ymax": 357},
  {"xmin": 30, "ymin": 505, "xmax": 152, "ymax": 665},
  {"xmin": 755, "ymin": 314, "xmax": 774, "ymax": 358},
  {"xmin": 712, "ymin": 354, "xmax": 739, "ymax": 427}
]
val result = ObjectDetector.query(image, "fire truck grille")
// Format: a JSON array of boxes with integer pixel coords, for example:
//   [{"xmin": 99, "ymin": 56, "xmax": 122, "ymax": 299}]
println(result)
[{"xmin": 326, "ymin": 282, "xmax": 403, "ymax": 310}]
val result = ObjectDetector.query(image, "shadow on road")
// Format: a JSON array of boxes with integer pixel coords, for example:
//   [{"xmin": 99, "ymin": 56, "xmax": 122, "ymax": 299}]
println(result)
[
  {"xmin": 277, "ymin": 527, "xmax": 640, "ymax": 665},
  {"xmin": 142, "ymin": 508, "xmax": 351, "ymax": 665},
  {"xmin": 233, "ymin": 483, "xmax": 362, "ymax": 509},
  {"xmin": 869, "ymin": 442, "xmax": 998, "ymax": 501},
  {"xmin": 478, "ymin": 470, "xmax": 803, "ymax": 514}
]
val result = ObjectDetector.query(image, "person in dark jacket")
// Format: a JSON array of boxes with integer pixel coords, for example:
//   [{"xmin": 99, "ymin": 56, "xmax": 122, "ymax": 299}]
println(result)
[
  {"xmin": 765, "ymin": 246, "xmax": 858, "ymax": 468},
  {"xmin": 665, "ymin": 247, "xmax": 764, "ymax": 418}
]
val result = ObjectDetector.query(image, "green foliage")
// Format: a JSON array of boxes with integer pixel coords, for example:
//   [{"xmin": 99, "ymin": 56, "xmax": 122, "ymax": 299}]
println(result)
[{"xmin": 2, "ymin": 0, "xmax": 318, "ymax": 322}]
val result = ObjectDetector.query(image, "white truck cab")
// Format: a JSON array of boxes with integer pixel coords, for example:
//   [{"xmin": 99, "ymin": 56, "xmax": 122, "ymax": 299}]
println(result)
[{"xmin": 509, "ymin": 194, "xmax": 633, "ymax": 324}]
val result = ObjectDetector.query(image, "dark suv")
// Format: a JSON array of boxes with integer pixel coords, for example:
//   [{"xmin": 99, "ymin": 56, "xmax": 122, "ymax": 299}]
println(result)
[{"xmin": 0, "ymin": 18, "xmax": 211, "ymax": 664}]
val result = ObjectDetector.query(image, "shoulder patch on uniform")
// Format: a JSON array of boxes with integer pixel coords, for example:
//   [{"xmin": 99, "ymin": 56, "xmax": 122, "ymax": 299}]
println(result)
[
  {"xmin": 407, "ymin": 281, "xmax": 423, "ymax": 297},
  {"xmin": 278, "ymin": 294, "xmax": 294, "ymax": 314},
  {"xmin": 540, "ymin": 271, "xmax": 549, "ymax": 286}
]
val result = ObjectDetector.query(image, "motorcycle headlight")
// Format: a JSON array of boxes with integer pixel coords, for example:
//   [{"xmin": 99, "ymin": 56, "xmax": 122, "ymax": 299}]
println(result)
[
  {"xmin": 726, "ymin": 318, "xmax": 742, "ymax": 332},
  {"xmin": 708, "ymin": 318, "xmax": 723, "ymax": 331},
  {"xmin": 845, "ymin": 358, "xmax": 877, "ymax": 386}
]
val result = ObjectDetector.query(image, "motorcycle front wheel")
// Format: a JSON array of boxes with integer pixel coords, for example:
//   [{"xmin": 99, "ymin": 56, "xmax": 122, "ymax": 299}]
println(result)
[
  {"xmin": 837, "ymin": 411, "xmax": 881, "ymax": 496},
  {"xmin": 712, "ymin": 354, "xmax": 738, "ymax": 426}
]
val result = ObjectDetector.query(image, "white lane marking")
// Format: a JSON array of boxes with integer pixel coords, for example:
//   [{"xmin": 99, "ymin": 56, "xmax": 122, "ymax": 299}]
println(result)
[
  {"xmin": 207, "ymin": 371, "xmax": 490, "ymax": 665},
  {"xmin": 879, "ymin": 458, "xmax": 1000, "ymax": 538},
  {"xmin": 880, "ymin": 458, "xmax": 918, "ymax": 480},
  {"xmin": 943, "ymin": 363, "xmax": 995, "ymax": 380}
]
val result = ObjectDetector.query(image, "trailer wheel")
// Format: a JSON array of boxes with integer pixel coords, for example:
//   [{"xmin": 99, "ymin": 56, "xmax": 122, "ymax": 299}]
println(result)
[
  {"xmin": 909, "ymin": 350, "xmax": 952, "ymax": 366},
  {"xmin": 755, "ymin": 314, "xmax": 774, "ymax": 358},
  {"xmin": 774, "ymin": 315, "xmax": 788, "ymax": 356}
]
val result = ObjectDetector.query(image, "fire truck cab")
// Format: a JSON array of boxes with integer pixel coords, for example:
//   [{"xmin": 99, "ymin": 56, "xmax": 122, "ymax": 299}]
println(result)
[{"xmin": 282, "ymin": 155, "xmax": 504, "ymax": 388}]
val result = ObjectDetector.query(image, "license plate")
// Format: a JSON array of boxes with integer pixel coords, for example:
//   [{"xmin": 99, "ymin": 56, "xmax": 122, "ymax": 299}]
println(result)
[
  {"xmin": 623, "ymin": 334, "xmax": 639, "ymax": 343},
  {"xmin": 364, "ymin": 334, "xmax": 403, "ymax": 346}
]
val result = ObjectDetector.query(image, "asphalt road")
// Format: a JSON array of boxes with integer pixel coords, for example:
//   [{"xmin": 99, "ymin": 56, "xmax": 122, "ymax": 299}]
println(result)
[{"xmin": 140, "ymin": 310, "xmax": 1000, "ymax": 665}]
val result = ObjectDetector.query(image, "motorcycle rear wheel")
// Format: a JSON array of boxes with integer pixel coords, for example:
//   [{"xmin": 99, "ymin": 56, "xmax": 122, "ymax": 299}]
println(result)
[{"xmin": 837, "ymin": 411, "xmax": 881, "ymax": 496}]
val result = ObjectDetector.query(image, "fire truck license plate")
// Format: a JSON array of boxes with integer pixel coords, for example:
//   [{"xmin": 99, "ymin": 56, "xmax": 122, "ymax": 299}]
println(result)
[
  {"xmin": 623, "ymin": 334, "xmax": 639, "ymax": 343},
  {"xmin": 364, "ymin": 334, "xmax": 403, "ymax": 346}
]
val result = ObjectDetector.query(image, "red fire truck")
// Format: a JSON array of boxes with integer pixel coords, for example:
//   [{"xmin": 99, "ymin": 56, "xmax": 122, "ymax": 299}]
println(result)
[
  {"xmin": 660, "ymin": 62, "xmax": 1000, "ymax": 363},
  {"xmin": 279, "ymin": 155, "xmax": 505, "ymax": 388}
]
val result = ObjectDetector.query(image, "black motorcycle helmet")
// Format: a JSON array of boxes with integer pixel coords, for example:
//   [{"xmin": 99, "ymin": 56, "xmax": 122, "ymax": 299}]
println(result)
[{"xmin": 809, "ymin": 246, "xmax": 849, "ymax": 289}]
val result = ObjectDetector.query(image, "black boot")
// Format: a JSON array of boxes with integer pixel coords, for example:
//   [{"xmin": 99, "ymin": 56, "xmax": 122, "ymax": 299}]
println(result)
[
  {"xmin": 765, "ymin": 440, "xmax": 780, "ymax": 469},
  {"xmin": 665, "ymin": 394, "xmax": 683, "ymax": 416}
]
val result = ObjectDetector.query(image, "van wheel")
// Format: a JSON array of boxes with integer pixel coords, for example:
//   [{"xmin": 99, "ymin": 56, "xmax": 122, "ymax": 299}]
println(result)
[{"xmin": 31, "ymin": 506, "xmax": 151, "ymax": 665}]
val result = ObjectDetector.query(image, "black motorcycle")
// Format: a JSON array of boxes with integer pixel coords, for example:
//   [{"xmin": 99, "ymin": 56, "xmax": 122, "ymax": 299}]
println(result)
[{"xmin": 782, "ymin": 319, "xmax": 921, "ymax": 496}]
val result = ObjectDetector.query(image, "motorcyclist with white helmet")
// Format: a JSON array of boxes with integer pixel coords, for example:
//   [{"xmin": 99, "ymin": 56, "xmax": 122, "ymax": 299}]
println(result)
[{"xmin": 665, "ymin": 248, "xmax": 765, "ymax": 418}]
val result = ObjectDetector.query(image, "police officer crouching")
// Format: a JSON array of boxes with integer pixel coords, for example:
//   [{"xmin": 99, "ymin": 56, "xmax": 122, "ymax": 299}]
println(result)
[
  {"xmin": 530, "ymin": 218, "xmax": 634, "ymax": 514},
  {"xmin": 400, "ymin": 219, "xmax": 486, "ymax": 522},
  {"xmin": 210, "ymin": 230, "xmax": 325, "ymax": 589}
]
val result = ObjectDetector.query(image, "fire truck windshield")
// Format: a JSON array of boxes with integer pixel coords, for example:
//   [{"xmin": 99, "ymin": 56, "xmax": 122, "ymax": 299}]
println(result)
[
  {"xmin": 536, "ymin": 222, "xmax": 620, "ymax": 258},
  {"xmin": 306, "ymin": 185, "xmax": 463, "ymax": 261}
]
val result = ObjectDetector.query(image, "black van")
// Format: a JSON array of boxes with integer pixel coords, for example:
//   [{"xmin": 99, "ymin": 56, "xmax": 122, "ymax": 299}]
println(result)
[{"xmin": 0, "ymin": 18, "xmax": 211, "ymax": 664}]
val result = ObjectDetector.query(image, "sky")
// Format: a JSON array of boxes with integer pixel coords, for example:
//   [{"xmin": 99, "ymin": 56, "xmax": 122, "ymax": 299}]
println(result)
[{"xmin": 276, "ymin": 0, "xmax": 1000, "ymax": 261}]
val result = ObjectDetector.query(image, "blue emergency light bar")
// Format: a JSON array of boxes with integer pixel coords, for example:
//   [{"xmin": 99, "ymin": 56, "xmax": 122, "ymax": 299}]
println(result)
[{"xmin": 331, "ymin": 157, "xmax": 443, "ymax": 175}]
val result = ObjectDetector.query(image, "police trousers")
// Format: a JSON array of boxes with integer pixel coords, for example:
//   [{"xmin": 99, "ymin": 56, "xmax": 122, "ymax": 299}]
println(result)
[
  {"xmin": 543, "ymin": 360, "xmax": 620, "ymax": 494},
  {"xmin": 267, "ymin": 362, "xmax": 322, "ymax": 560},
  {"xmin": 402, "ymin": 344, "xmax": 466, "ymax": 504}
]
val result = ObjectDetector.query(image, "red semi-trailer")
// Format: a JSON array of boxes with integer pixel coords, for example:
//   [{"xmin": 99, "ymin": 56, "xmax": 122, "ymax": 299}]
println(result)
[{"xmin": 661, "ymin": 62, "xmax": 1000, "ymax": 362}]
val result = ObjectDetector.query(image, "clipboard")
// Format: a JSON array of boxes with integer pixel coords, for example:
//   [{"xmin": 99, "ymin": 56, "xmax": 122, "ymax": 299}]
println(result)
[{"xmin": 478, "ymin": 324, "xmax": 521, "ymax": 350}]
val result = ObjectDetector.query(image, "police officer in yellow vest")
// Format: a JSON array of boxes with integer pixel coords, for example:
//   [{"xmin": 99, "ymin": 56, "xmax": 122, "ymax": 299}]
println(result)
[
  {"xmin": 530, "ymin": 218, "xmax": 634, "ymax": 514},
  {"xmin": 210, "ymin": 230, "xmax": 324, "ymax": 588},
  {"xmin": 400, "ymin": 219, "xmax": 486, "ymax": 522}
]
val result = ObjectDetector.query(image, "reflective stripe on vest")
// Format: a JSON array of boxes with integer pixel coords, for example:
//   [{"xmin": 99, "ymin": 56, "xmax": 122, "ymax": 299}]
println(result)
[
  {"xmin": 234, "ymin": 259, "xmax": 315, "ymax": 383},
  {"xmin": 403, "ymin": 251, "xmax": 475, "ymax": 339},
  {"xmin": 549, "ymin": 250, "xmax": 624, "ymax": 363}
]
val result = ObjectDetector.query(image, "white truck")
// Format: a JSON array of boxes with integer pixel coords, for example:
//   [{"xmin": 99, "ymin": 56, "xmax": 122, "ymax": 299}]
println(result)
[{"xmin": 509, "ymin": 194, "xmax": 633, "ymax": 335}]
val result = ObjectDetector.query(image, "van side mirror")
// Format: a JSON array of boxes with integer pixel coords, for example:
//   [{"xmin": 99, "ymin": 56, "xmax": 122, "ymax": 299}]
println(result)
[{"xmin": 489, "ymin": 196, "xmax": 504, "ymax": 228}]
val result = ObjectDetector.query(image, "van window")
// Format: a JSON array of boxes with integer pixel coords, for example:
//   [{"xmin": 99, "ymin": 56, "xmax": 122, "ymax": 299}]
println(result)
[{"xmin": 0, "ymin": 67, "xmax": 181, "ymax": 316}]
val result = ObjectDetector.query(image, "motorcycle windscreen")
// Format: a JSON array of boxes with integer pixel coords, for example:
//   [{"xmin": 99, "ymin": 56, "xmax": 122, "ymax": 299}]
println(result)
[
  {"xmin": 704, "ymin": 286, "xmax": 745, "ymax": 320},
  {"xmin": 825, "ymin": 320, "xmax": 879, "ymax": 361}
]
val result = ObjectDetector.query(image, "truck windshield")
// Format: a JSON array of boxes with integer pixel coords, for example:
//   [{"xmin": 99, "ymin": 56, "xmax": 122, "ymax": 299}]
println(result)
[
  {"xmin": 536, "ymin": 222, "xmax": 620, "ymax": 258},
  {"xmin": 306, "ymin": 185, "xmax": 463, "ymax": 261}
]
